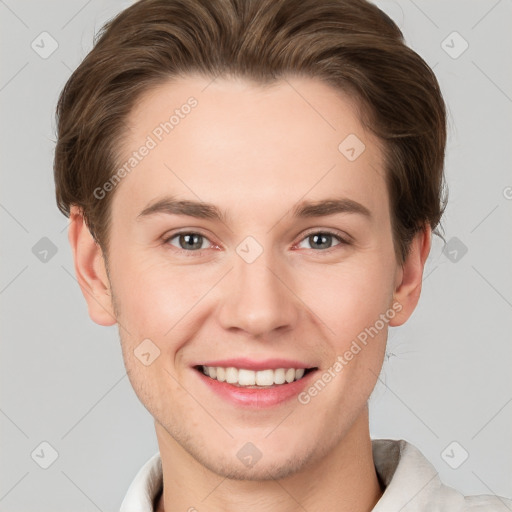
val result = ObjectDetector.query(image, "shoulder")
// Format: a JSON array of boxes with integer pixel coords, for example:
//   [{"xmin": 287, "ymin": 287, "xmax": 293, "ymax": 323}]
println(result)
[
  {"xmin": 371, "ymin": 439, "xmax": 512, "ymax": 512},
  {"xmin": 461, "ymin": 494, "xmax": 512, "ymax": 510}
]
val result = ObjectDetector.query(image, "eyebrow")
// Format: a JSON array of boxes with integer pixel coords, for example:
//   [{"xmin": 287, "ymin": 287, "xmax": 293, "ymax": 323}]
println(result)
[{"xmin": 136, "ymin": 196, "xmax": 371, "ymax": 222}]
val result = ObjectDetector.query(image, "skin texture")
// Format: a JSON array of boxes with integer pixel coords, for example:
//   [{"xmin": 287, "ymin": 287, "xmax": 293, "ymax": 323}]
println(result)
[{"xmin": 68, "ymin": 75, "xmax": 431, "ymax": 512}]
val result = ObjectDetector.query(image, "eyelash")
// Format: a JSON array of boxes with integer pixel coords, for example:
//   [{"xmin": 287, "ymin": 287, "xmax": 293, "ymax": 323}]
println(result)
[{"xmin": 161, "ymin": 229, "xmax": 351, "ymax": 256}]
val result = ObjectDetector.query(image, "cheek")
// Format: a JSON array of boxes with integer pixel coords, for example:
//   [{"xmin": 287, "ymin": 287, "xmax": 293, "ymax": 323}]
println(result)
[
  {"xmin": 296, "ymin": 261, "xmax": 393, "ymax": 410},
  {"xmin": 110, "ymin": 253, "xmax": 218, "ymax": 338},
  {"xmin": 110, "ymin": 256, "xmax": 198, "ymax": 411},
  {"xmin": 297, "ymin": 257, "xmax": 396, "ymax": 339}
]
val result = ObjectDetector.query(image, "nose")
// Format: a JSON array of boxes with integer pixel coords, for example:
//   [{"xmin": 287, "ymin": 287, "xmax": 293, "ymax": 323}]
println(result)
[{"xmin": 217, "ymin": 246, "xmax": 299, "ymax": 337}]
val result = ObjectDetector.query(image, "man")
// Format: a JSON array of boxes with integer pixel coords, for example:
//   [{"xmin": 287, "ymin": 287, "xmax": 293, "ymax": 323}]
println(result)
[{"xmin": 54, "ymin": 0, "xmax": 511, "ymax": 510}]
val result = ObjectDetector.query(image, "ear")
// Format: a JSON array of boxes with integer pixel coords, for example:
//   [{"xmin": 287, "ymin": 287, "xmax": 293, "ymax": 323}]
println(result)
[
  {"xmin": 389, "ymin": 225, "xmax": 431, "ymax": 327},
  {"xmin": 67, "ymin": 205, "xmax": 117, "ymax": 326}
]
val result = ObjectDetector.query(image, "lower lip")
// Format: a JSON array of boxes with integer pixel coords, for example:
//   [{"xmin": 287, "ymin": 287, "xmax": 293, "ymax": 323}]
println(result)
[{"xmin": 194, "ymin": 368, "xmax": 317, "ymax": 408}]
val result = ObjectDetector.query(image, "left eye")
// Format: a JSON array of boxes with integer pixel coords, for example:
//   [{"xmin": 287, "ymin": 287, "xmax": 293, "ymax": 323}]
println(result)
[{"xmin": 296, "ymin": 232, "xmax": 343, "ymax": 250}]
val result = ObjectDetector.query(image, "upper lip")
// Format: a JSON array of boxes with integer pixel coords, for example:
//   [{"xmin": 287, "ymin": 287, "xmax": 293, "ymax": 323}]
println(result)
[{"xmin": 194, "ymin": 358, "xmax": 317, "ymax": 371}]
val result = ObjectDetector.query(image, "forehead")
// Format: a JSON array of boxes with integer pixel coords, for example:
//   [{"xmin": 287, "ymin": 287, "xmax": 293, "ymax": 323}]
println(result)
[{"xmin": 112, "ymin": 74, "xmax": 388, "ymax": 222}]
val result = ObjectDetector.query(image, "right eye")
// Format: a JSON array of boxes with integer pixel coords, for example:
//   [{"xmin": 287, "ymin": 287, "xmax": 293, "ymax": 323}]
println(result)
[{"xmin": 163, "ymin": 232, "xmax": 213, "ymax": 252}]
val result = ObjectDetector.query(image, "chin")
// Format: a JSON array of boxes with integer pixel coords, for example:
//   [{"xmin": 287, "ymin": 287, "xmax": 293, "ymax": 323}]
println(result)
[{"xmin": 203, "ymin": 452, "xmax": 314, "ymax": 482}]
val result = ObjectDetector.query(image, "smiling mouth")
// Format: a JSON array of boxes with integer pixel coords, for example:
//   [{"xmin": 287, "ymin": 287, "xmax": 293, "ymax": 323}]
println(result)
[{"xmin": 194, "ymin": 365, "xmax": 318, "ymax": 388}]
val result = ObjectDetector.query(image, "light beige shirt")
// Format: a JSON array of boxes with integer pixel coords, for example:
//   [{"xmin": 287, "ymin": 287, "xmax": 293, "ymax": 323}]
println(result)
[{"xmin": 120, "ymin": 438, "xmax": 511, "ymax": 511}]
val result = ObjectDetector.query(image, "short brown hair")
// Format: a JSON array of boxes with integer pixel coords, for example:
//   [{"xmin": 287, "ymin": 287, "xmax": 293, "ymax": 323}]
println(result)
[{"xmin": 54, "ymin": 0, "xmax": 447, "ymax": 263}]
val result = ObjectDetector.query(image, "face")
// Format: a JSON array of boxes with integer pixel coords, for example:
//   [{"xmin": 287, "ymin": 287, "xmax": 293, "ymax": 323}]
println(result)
[{"xmin": 79, "ymin": 74, "xmax": 418, "ymax": 480}]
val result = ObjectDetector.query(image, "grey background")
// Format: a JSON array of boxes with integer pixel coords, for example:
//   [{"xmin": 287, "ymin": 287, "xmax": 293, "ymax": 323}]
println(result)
[{"xmin": 1, "ymin": 0, "xmax": 511, "ymax": 510}]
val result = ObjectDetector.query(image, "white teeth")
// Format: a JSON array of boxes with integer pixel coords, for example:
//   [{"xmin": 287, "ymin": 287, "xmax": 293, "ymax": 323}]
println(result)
[
  {"xmin": 285, "ymin": 368, "xmax": 295, "ymax": 383},
  {"xmin": 274, "ymin": 368, "xmax": 286, "ymax": 384},
  {"xmin": 238, "ymin": 369, "xmax": 256, "ymax": 386},
  {"xmin": 216, "ymin": 367, "xmax": 226, "ymax": 382},
  {"xmin": 199, "ymin": 365, "xmax": 311, "ymax": 387},
  {"xmin": 225, "ymin": 367, "xmax": 238, "ymax": 384},
  {"xmin": 256, "ymin": 369, "xmax": 274, "ymax": 386}
]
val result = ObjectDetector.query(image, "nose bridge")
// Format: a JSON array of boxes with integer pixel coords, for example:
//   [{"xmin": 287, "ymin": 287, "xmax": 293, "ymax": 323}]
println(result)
[{"xmin": 217, "ymin": 237, "xmax": 299, "ymax": 336}]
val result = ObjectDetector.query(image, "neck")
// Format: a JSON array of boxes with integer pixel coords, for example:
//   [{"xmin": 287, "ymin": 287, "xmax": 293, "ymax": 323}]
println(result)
[{"xmin": 155, "ymin": 405, "xmax": 383, "ymax": 512}]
